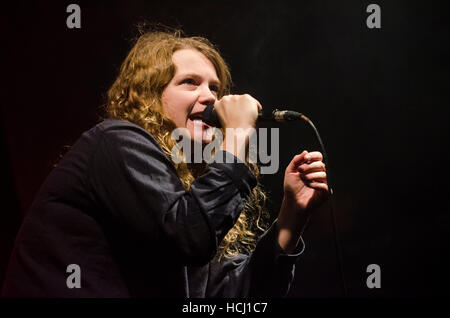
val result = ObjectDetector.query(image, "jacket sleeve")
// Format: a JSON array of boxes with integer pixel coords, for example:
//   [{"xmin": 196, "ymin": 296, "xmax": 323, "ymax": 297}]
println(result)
[
  {"xmin": 205, "ymin": 220, "xmax": 305, "ymax": 297},
  {"xmin": 88, "ymin": 122, "xmax": 257, "ymax": 266}
]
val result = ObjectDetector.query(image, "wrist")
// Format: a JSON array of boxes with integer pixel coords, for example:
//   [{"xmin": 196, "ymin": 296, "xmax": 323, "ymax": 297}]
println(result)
[
  {"xmin": 281, "ymin": 194, "xmax": 306, "ymax": 214},
  {"xmin": 278, "ymin": 196, "xmax": 309, "ymax": 231},
  {"xmin": 276, "ymin": 197, "xmax": 309, "ymax": 253}
]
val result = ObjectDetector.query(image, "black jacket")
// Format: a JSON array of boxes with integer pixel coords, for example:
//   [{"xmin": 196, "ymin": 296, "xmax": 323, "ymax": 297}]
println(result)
[{"xmin": 2, "ymin": 119, "xmax": 304, "ymax": 297}]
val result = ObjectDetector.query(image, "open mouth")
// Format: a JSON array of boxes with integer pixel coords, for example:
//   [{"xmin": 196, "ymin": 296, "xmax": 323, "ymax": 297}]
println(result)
[
  {"xmin": 188, "ymin": 114, "xmax": 213, "ymax": 142},
  {"xmin": 188, "ymin": 113, "xmax": 203, "ymax": 121}
]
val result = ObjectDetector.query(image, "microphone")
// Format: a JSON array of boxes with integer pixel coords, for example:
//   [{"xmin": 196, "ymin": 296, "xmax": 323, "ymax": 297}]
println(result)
[{"xmin": 202, "ymin": 104, "xmax": 305, "ymax": 128}]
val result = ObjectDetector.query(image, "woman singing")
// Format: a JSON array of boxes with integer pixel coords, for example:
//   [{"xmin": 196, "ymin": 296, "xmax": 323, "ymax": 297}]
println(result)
[{"xmin": 2, "ymin": 30, "xmax": 328, "ymax": 297}]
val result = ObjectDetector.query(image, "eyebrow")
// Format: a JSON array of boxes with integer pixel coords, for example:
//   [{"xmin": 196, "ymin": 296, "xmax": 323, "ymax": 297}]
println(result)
[{"xmin": 178, "ymin": 73, "xmax": 221, "ymax": 87}]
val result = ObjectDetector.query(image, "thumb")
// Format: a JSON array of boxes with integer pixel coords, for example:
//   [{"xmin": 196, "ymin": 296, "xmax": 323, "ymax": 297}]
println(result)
[{"xmin": 286, "ymin": 150, "xmax": 308, "ymax": 173}]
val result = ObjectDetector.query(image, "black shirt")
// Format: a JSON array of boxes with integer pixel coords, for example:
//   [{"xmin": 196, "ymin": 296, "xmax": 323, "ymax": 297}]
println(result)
[{"xmin": 2, "ymin": 119, "xmax": 304, "ymax": 297}]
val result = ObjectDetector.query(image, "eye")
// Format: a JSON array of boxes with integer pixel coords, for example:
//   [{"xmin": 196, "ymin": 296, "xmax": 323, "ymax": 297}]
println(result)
[
  {"xmin": 181, "ymin": 78, "xmax": 197, "ymax": 86},
  {"xmin": 210, "ymin": 85, "xmax": 219, "ymax": 93}
]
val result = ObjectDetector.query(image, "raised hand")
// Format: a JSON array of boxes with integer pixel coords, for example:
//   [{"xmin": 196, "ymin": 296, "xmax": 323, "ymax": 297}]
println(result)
[{"xmin": 283, "ymin": 150, "xmax": 329, "ymax": 212}]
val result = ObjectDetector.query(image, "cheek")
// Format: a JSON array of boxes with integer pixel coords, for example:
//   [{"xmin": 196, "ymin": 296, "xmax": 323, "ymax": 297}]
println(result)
[
  {"xmin": 186, "ymin": 120, "xmax": 194, "ymax": 132},
  {"xmin": 162, "ymin": 91, "xmax": 190, "ymax": 126}
]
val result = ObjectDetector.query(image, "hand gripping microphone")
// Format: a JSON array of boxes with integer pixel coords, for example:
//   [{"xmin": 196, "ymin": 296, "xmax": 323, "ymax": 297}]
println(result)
[{"xmin": 201, "ymin": 104, "xmax": 306, "ymax": 128}]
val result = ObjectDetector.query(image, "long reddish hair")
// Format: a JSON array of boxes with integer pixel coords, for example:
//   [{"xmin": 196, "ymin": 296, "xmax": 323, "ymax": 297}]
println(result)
[{"xmin": 105, "ymin": 30, "xmax": 269, "ymax": 259}]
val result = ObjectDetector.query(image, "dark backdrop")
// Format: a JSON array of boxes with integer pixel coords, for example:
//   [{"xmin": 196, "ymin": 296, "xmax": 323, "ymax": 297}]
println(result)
[{"xmin": 1, "ymin": 0, "xmax": 449, "ymax": 297}]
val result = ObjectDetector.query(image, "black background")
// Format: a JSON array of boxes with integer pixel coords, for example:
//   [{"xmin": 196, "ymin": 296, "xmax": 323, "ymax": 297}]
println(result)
[{"xmin": 1, "ymin": 0, "xmax": 450, "ymax": 297}]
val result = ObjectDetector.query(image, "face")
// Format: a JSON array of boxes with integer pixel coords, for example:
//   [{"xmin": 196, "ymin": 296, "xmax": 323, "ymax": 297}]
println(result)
[{"xmin": 161, "ymin": 48, "xmax": 220, "ymax": 144}]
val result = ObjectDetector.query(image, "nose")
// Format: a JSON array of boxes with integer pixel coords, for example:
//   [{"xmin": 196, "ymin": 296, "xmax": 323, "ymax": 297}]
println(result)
[{"xmin": 198, "ymin": 83, "xmax": 217, "ymax": 106}]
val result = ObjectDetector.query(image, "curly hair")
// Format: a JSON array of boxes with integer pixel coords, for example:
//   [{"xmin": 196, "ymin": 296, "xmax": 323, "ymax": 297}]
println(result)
[{"xmin": 104, "ymin": 29, "xmax": 269, "ymax": 259}]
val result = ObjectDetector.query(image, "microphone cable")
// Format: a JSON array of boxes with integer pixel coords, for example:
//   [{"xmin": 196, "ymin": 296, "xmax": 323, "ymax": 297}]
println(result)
[{"xmin": 294, "ymin": 112, "xmax": 348, "ymax": 297}]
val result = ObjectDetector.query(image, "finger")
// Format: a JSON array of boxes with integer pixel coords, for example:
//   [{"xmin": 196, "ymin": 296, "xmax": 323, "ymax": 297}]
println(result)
[
  {"xmin": 256, "ymin": 100, "xmax": 262, "ymax": 111},
  {"xmin": 288, "ymin": 151, "xmax": 308, "ymax": 172},
  {"xmin": 307, "ymin": 182, "xmax": 329, "ymax": 192},
  {"xmin": 304, "ymin": 151, "xmax": 323, "ymax": 163},
  {"xmin": 242, "ymin": 94, "xmax": 262, "ymax": 111},
  {"xmin": 298, "ymin": 161, "xmax": 326, "ymax": 173},
  {"xmin": 301, "ymin": 171, "xmax": 327, "ymax": 182},
  {"xmin": 251, "ymin": 96, "xmax": 262, "ymax": 111}
]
